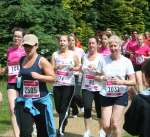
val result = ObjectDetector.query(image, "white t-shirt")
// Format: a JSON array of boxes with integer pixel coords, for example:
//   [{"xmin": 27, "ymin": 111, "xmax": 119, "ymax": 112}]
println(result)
[
  {"xmin": 53, "ymin": 50, "xmax": 75, "ymax": 86},
  {"xmin": 81, "ymin": 53, "xmax": 105, "ymax": 92},
  {"xmin": 100, "ymin": 55, "xmax": 134, "ymax": 97},
  {"xmin": 71, "ymin": 47, "xmax": 85, "ymax": 78},
  {"xmin": 74, "ymin": 47, "xmax": 85, "ymax": 62}
]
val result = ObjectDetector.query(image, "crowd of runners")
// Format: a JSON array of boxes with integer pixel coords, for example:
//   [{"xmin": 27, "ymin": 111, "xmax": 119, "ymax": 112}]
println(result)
[{"xmin": 0, "ymin": 27, "xmax": 150, "ymax": 137}]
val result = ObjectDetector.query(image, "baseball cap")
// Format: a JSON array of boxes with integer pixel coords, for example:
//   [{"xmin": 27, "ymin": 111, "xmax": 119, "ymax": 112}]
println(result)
[{"xmin": 22, "ymin": 34, "xmax": 38, "ymax": 46}]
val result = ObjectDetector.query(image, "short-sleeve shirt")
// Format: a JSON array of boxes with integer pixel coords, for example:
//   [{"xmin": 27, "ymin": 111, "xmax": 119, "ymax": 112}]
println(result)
[
  {"xmin": 100, "ymin": 55, "xmax": 134, "ymax": 97},
  {"xmin": 7, "ymin": 47, "xmax": 26, "ymax": 83},
  {"xmin": 81, "ymin": 53, "xmax": 105, "ymax": 92}
]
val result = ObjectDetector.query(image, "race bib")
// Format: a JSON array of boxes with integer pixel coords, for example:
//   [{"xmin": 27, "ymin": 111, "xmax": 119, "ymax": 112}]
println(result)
[
  {"xmin": 23, "ymin": 80, "xmax": 40, "ymax": 98},
  {"xmin": 136, "ymin": 56, "xmax": 144, "ymax": 65},
  {"xmin": 56, "ymin": 70, "xmax": 70, "ymax": 85},
  {"xmin": 83, "ymin": 74, "xmax": 100, "ymax": 91},
  {"xmin": 102, "ymin": 81, "xmax": 127, "ymax": 97},
  {"xmin": 8, "ymin": 65, "xmax": 20, "ymax": 76},
  {"xmin": 85, "ymin": 74, "xmax": 95, "ymax": 86}
]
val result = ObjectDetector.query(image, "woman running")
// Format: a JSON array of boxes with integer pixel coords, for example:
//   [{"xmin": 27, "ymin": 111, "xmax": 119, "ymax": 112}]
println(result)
[
  {"xmin": 126, "ymin": 30, "xmax": 139, "ymax": 66},
  {"xmin": 0, "ymin": 27, "xmax": 26, "ymax": 137},
  {"xmin": 133, "ymin": 34, "xmax": 150, "ymax": 92},
  {"xmin": 51, "ymin": 35, "xmax": 80, "ymax": 137},
  {"xmin": 98, "ymin": 33, "xmax": 111, "ymax": 56},
  {"xmin": 100, "ymin": 35, "xmax": 136, "ymax": 137},
  {"xmin": 68, "ymin": 34, "xmax": 85, "ymax": 117},
  {"xmin": 121, "ymin": 33, "xmax": 130, "ymax": 58},
  {"xmin": 15, "ymin": 34, "xmax": 56, "ymax": 137},
  {"xmin": 81, "ymin": 37, "xmax": 105, "ymax": 137}
]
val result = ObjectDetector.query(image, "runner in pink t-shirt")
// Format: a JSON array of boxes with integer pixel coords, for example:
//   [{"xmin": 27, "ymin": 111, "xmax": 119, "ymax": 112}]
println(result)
[
  {"xmin": 7, "ymin": 46, "xmax": 26, "ymax": 83},
  {"xmin": 98, "ymin": 34, "xmax": 111, "ymax": 56},
  {"xmin": 0, "ymin": 27, "xmax": 25, "ymax": 137},
  {"xmin": 121, "ymin": 33, "xmax": 130, "ymax": 58},
  {"xmin": 126, "ymin": 31, "xmax": 139, "ymax": 65},
  {"xmin": 134, "ymin": 34, "xmax": 150, "ymax": 92}
]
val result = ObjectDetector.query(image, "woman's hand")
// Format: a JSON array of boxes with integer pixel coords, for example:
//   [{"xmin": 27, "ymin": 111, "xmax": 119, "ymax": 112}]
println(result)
[
  {"xmin": 0, "ymin": 67, "xmax": 6, "ymax": 74},
  {"xmin": 111, "ymin": 77, "xmax": 124, "ymax": 85},
  {"xmin": 55, "ymin": 64, "xmax": 66, "ymax": 70},
  {"xmin": 31, "ymin": 72, "xmax": 41, "ymax": 80}
]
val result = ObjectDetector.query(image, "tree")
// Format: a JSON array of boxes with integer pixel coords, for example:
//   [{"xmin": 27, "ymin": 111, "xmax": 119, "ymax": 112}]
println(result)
[{"xmin": 0, "ymin": 0, "xmax": 76, "ymax": 65}]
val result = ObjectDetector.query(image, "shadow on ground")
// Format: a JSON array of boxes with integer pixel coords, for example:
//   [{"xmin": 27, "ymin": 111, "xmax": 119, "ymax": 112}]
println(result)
[
  {"xmin": 0, "ymin": 120, "xmax": 11, "ymax": 125},
  {"xmin": 65, "ymin": 132, "xmax": 82, "ymax": 137}
]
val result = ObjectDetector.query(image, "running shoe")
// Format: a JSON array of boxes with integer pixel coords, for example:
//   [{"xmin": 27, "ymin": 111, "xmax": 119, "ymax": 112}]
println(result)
[
  {"xmin": 57, "ymin": 130, "xmax": 64, "ymax": 137},
  {"xmin": 32, "ymin": 123, "xmax": 37, "ymax": 137},
  {"xmin": 98, "ymin": 129, "xmax": 106, "ymax": 137},
  {"xmin": 80, "ymin": 107, "xmax": 84, "ymax": 113},
  {"xmin": 107, "ymin": 134, "xmax": 112, "ymax": 137},
  {"xmin": 72, "ymin": 115, "xmax": 78, "ymax": 118},
  {"xmin": 83, "ymin": 130, "xmax": 91, "ymax": 137}
]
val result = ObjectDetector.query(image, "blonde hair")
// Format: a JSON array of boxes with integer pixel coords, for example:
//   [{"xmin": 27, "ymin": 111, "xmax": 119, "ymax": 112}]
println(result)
[{"xmin": 109, "ymin": 35, "xmax": 122, "ymax": 47}]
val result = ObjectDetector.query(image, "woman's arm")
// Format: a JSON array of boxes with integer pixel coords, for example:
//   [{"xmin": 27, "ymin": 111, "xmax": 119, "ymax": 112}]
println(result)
[
  {"xmin": 31, "ymin": 57, "xmax": 56, "ymax": 83},
  {"xmin": 70, "ymin": 53, "xmax": 80, "ymax": 71},
  {"xmin": 111, "ymin": 74, "xmax": 136, "ymax": 86}
]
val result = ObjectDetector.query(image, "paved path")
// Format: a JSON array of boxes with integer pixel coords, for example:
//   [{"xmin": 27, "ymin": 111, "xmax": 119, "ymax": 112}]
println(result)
[
  {"xmin": 0, "ymin": 112, "xmax": 99, "ymax": 137},
  {"xmin": 0, "ymin": 101, "xmax": 132, "ymax": 137}
]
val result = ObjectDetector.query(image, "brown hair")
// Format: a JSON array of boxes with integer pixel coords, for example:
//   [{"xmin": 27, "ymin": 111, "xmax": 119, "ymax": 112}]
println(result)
[{"xmin": 12, "ymin": 27, "xmax": 25, "ymax": 36}]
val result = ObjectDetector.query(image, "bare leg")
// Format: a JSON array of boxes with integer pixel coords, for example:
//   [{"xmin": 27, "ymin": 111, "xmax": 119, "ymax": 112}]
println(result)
[
  {"xmin": 101, "ymin": 106, "xmax": 112, "ymax": 135},
  {"xmin": 7, "ymin": 89, "xmax": 19, "ymax": 137},
  {"xmin": 135, "ymin": 71, "xmax": 144, "ymax": 92},
  {"xmin": 111, "ymin": 105, "xmax": 125, "ymax": 137},
  {"xmin": 84, "ymin": 118, "xmax": 92, "ymax": 131}
]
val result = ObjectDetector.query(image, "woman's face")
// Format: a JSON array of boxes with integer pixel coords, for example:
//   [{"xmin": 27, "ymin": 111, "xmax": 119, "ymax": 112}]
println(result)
[
  {"xmin": 69, "ymin": 36, "xmax": 76, "ymax": 48},
  {"xmin": 13, "ymin": 31, "xmax": 23, "ymax": 46},
  {"xmin": 144, "ymin": 32, "xmax": 149, "ymax": 38},
  {"xmin": 138, "ymin": 35, "xmax": 144, "ymax": 45},
  {"xmin": 109, "ymin": 41, "xmax": 120, "ymax": 55},
  {"xmin": 131, "ymin": 31, "xmax": 138, "ymax": 39},
  {"xmin": 101, "ymin": 35, "xmax": 109, "ymax": 47},
  {"xmin": 88, "ymin": 38, "xmax": 97, "ymax": 54},
  {"xmin": 23, "ymin": 44, "xmax": 38, "ymax": 57},
  {"xmin": 59, "ymin": 36, "xmax": 69, "ymax": 50}
]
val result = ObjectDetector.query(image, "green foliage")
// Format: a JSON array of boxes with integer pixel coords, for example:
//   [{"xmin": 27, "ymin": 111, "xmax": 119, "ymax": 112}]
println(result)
[
  {"xmin": 0, "ymin": 80, "xmax": 11, "ymax": 134},
  {"xmin": 0, "ymin": 0, "xmax": 149, "ymax": 67},
  {"xmin": 88, "ymin": 0, "xmax": 148, "ymax": 34},
  {"xmin": 0, "ymin": 0, "xmax": 76, "ymax": 65}
]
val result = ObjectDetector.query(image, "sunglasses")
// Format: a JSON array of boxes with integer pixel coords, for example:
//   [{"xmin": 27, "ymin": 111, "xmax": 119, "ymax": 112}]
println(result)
[{"xmin": 23, "ymin": 44, "xmax": 34, "ymax": 48}]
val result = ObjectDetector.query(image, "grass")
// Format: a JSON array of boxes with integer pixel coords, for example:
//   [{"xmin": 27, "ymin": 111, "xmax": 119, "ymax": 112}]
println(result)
[
  {"xmin": 0, "ymin": 80, "xmax": 12, "ymax": 134},
  {"xmin": 0, "ymin": 80, "xmax": 137, "ymax": 136}
]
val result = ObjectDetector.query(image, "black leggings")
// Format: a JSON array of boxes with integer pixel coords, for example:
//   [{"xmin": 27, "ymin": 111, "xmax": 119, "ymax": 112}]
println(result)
[
  {"xmin": 82, "ymin": 89, "xmax": 101, "ymax": 118},
  {"xmin": 53, "ymin": 86, "xmax": 74, "ymax": 132},
  {"xmin": 70, "ymin": 75, "xmax": 83, "ymax": 115},
  {"xmin": 15, "ymin": 102, "xmax": 48, "ymax": 137}
]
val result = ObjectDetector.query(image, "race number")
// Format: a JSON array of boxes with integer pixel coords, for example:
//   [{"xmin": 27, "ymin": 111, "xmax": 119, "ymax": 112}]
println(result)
[
  {"xmin": 8, "ymin": 65, "xmax": 20, "ymax": 76},
  {"xmin": 103, "ymin": 81, "xmax": 127, "ymax": 97},
  {"xmin": 136, "ymin": 56, "xmax": 144, "ymax": 65},
  {"xmin": 56, "ymin": 70, "xmax": 70, "ymax": 84},
  {"xmin": 23, "ymin": 80, "xmax": 40, "ymax": 98}
]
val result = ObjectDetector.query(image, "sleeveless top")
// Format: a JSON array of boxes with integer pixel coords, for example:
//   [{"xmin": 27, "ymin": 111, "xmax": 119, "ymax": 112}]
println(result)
[
  {"xmin": 81, "ymin": 53, "xmax": 104, "ymax": 92},
  {"xmin": 19, "ymin": 55, "xmax": 48, "ymax": 99},
  {"xmin": 53, "ymin": 50, "xmax": 75, "ymax": 86}
]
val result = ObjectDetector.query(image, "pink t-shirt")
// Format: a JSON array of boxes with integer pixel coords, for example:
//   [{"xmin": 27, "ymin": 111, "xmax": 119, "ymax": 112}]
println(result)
[
  {"xmin": 134, "ymin": 44, "xmax": 150, "ymax": 65},
  {"xmin": 126, "ymin": 39, "xmax": 139, "ymax": 64},
  {"xmin": 121, "ymin": 40, "xmax": 129, "ymax": 55},
  {"xmin": 98, "ymin": 47, "xmax": 111, "ymax": 56},
  {"xmin": 7, "ymin": 46, "xmax": 26, "ymax": 83}
]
